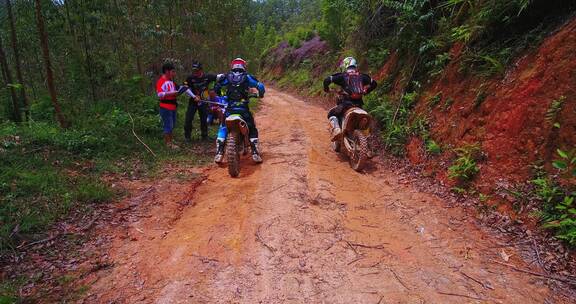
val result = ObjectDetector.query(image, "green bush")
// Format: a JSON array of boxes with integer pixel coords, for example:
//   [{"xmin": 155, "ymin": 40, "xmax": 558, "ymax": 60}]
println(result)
[
  {"xmin": 318, "ymin": 0, "xmax": 357, "ymax": 49},
  {"xmin": 285, "ymin": 25, "xmax": 316, "ymax": 48},
  {"xmin": 450, "ymin": 25, "xmax": 474, "ymax": 43},
  {"xmin": 366, "ymin": 44, "xmax": 390, "ymax": 69},
  {"xmin": 73, "ymin": 180, "xmax": 114, "ymax": 204},
  {"xmin": 427, "ymin": 92, "xmax": 442, "ymax": 108},
  {"xmin": 448, "ymin": 144, "xmax": 481, "ymax": 184},
  {"xmin": 365, "ymin": 90, "xmax": 423, "ymax": 156},
  {"xmin": 426, "ymin": 139, "xmax": 442, "ymax": 155},
  {"xmin": 542, "ymin": 195, "xmax": 576, "ymax": 245},
  {"xmin": 425, "ymin": 52, "xmax": 451, "ymax": 77},
  {"xmin": 546, "ymin": 96, "xmax": 566, "ymax": 125},
  {"xmin": 535, "ymin": 148, "xmax": 576, "ymax": 246},
  {"xmin": 277, "ymin": 69, "xmax": 311, "ymax": 89}
]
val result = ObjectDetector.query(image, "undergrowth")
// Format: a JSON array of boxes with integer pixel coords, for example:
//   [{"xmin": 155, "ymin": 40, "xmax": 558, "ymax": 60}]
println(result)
[
  {"xmin": 532, "ymin": 148, "xmax": 576, "ymax": 246},
  {"xmin": 448, "ymin": 143, "xmax": 482, "ymax": 186},
  {"xmin": 0, "ymin": 94, "xmax": 212, "ymax": 252},
  {"xmin": 364, "ymin": 88, "xmax": 428, "ymax": 156}
]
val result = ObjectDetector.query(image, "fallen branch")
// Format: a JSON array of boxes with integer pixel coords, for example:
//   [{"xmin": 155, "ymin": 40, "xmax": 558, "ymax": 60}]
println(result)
[
  {"xmin": 128, "ymin": 113, "xmax": 157, "ymax": 157},
  {"xmin": 324, "ymin": 240, "xmax": 337, "ymax": 251},
  {"xmin": 361, "ymin": 271, "xmax": 380, "ymax": 276},
  {"xmin": 489, "ymin": 239, "xmax": 531, "ymax": 248},
  {"xmin": 255, "ymin": 226, "xmax": 276, "ymax": 253},
  {"xmin": 270, "ymin": 160, "xmax": 289, "ymax": 165},
  {"xmin": 437, "ymin": 291, "xmax": 488, "ymax": 301},
  {"xmin": 361, "ymin": 224, "xmax": 380, "ymax": 229},
  {"xmin": 389, "ymin": 267, "xmax": 410, "ymax": 291},
  {"xmin": 348, "ymin": 242, "xmax": 387, "ymax": 250},
  {"xmin": 347, "ymin": 256, "xmax": 365, "ymax": 265},
  {"xmin": 18, "ymin": 216, "xmax": 99, "ymax": 249},
  {"xmin": 344, "ymin": 240, "xmax": 360, "ymax": 256},
  {"xmin": 491, "ymin": 260, "xmax": 576, "ymax": 285},
  {"xmin": 460, "ymin": 271, "xmax": 494, "ymax": 290},
  {"xmin": 191, "ymin": 253, "xmax": 219, "ymax": 263},
  {"xmin": 18, "ymin": 235, "xmax": 57, "ymax": 249},
  {"xmin": 532, "ymin": 239, "xmax": 547, "ymax": 274},
  {"xmin": 80, "ymin": 217, "xmax": 98, "ymax": 232},
  {"xmin": 266, "ymin": 184, "xmax": 287, "ymax": 194}
]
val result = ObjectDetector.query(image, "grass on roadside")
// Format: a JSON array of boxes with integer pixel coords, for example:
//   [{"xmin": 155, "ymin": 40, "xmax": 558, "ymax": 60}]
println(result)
[{"xmin": 0, "ymin": 95, "xmax": 214, "ymax": 253}]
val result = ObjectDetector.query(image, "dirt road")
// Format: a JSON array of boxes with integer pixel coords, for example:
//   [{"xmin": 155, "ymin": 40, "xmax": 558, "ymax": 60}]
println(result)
[{"xmin": 81, "ymin": 89, "xmax": 565, "ymax": 303}]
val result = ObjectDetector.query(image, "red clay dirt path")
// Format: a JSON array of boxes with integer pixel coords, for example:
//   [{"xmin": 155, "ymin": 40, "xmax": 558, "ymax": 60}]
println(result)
[{"xmin": 80, "ymin": 89, "xmax": 569, "ymax": 303}]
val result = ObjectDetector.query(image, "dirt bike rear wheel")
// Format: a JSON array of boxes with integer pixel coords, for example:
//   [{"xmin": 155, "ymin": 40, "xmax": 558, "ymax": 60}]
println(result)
[
  {"xmin": 227, "ymin": 134, "xmax": 240, "ymax": 177},
  {"xmin": 349, "ymin": 130, "xmax": 369, "ymax": 172}
]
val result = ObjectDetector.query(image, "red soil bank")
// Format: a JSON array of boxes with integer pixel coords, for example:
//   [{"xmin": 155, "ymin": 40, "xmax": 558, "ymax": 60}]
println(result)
[{"xmin": 408, "ymin": 18, "xmax": 576, "ymax": 199}]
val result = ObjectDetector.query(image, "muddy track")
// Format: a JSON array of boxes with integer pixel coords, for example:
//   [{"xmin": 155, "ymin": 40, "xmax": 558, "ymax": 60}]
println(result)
[{"xmin": 81, "ymin": 89, "xmax": 570, "ymax": 303}]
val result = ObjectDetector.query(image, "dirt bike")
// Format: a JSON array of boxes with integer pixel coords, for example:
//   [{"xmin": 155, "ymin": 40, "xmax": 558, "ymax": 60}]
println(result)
[
  {"xmin": 330, "ymin": 91, "xmax": 373, "ymax": 172},
  {"xmin": 224, "ymin": 93, "xmax": 259, "ymax": 178}
]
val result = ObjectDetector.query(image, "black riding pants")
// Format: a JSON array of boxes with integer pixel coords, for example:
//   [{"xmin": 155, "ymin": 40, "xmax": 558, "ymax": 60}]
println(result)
[
  {"xmin": 327, "ymin": 99, "xmax": 364, "ymax": 120},
  {"xmin": 184, "ymin": 101, "xmax": 208, "ymax": 139}
]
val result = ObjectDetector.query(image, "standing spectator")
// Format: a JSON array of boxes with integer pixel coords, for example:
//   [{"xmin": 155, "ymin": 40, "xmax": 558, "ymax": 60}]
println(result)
[
  {"xmin": 183, "ymin": 61, "xmax": 219, "ymax": 142},
  {"xmin": 156, "ymin": 62, "xmax": 196, "ymax": 149}
]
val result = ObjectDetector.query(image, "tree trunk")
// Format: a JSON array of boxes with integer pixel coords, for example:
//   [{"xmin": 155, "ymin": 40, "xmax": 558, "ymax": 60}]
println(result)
[
  {"xmin": 0, "ymin": 34, "xmax": 21, "ymax": 122},
  {"xmin": 127, "ymin": 0, "xmax": 146, "ymax": 94},
  {"xmin": 5, "ymin": 0, "xmax": 29, "ymax": 120},
  {"xmin": 168, "ymin": 4, "xmax": 174, "ymax": 52},
  {"xmin": 34, "ymin": 0, "xmax": 68, "ymax": 128},
  {"xmin": 79, "ymin": 0, "xmax": 98, "ymax": 102}
]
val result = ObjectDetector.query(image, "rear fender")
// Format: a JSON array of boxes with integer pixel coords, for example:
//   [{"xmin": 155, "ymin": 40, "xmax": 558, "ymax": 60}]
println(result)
[
  {"xmin": 225, "ymin": 115, "xmax": 249, "ymax": 136},
  {"xmin": 342, "ymin": 108, "xmax": 371, "ymax": 134}
]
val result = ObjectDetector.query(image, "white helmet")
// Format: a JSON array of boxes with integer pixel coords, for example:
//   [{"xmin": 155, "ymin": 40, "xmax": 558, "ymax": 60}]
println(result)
[{"xmin": 340, "ymin": 57, "xmax": 358, "ymax": 72}]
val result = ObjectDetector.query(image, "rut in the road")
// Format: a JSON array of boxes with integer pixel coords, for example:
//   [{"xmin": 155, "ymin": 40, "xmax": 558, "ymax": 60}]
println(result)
[{"xmin": 79, "ymin": 89, "xmax": 569, "ymax": 304}]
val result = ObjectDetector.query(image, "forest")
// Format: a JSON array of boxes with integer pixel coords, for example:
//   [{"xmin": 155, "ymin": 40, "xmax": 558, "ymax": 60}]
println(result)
[
  {"xmin": 0, "ymin": 0, "xmax": 319, "ymax": 251},
  {"xmin": 1, "ymin": 0, "xmax": 576, "ymax": 302}
]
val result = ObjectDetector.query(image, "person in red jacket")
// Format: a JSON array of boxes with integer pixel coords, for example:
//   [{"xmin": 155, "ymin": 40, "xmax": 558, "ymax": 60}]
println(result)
[{"xmin": 156, "ymin": 62, "xmax": 198, "ymax": 148}]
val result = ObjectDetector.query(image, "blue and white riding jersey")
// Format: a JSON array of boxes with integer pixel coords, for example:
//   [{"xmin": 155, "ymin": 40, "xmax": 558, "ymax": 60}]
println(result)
[
  {"xmin": 214, "ymin": 73, "xmax": 265, "ymax": 109},
  {"xmin": 215, "ymin": 96, "xmax": 229, "ymax": 111}
]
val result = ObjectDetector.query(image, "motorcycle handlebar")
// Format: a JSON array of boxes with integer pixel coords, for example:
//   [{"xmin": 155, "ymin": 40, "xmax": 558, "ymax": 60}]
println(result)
[{"xmin": 200, "ymin": 100, "xmax": 227, "ymax": 107}]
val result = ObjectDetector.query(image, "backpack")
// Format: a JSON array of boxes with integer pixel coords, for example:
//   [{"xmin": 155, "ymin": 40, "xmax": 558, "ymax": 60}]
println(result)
[
  {"xmin": 226, "ymin": 72, "xmax": 249, "ymax": 101},
  {"xmin": 344, "ymin": 70, "xmax": 364, "ymax": 100}
]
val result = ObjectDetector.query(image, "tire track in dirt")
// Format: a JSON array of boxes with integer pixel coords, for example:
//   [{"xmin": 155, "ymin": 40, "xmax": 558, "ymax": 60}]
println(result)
[{"xmin": 81, "ymin": 89, "xmax": 567, "ymax": 303}]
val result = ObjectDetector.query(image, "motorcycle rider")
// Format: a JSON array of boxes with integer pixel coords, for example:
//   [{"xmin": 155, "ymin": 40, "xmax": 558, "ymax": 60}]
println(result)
[
  {"xmin": 183, "ymin": 61, "xmax": 221, "ymax": 142},
  {"xmin": 213, "ymin": 58, "xmax": 265, "ymax": 163},
  {"xmin": 323, "ymin": 57, "xmax": 377, "ymax": 141}
]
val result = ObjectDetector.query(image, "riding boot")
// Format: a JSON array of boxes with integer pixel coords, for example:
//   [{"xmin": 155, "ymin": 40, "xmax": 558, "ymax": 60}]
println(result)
[
  {"xmin": 214, "ymin": 139, "xmax": 225, "ymax": 163},
  {"xmin": 164, "ymin": 133, "xmax": 179, "ymax": 150},
  {"xmin": 329, "ymin": 116, "xmax": 342, "ymax": 142},
  {"xmin": 164, "ymin": 134, "xmax": 170, "ymax": 146},
  {"xmin": 250, "ymin": 138, "xmax": 263, "ymax": 163}
]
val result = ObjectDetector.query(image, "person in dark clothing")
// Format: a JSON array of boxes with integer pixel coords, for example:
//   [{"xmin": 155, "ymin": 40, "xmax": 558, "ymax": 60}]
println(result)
[
  {"xmin": 323, "ymin": 57, "xmax": 377, "ymax": 141},
  {"xmin": 183, "ymin": 61, "xmax": 221, "ymax": 142}
]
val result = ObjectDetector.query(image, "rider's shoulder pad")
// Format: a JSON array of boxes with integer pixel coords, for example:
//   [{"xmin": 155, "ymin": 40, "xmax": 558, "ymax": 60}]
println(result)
[{"xmin": 247, "ymin": 74, "xmax": 260, "ymax": 82}]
